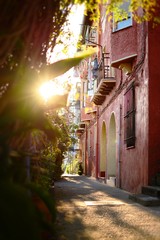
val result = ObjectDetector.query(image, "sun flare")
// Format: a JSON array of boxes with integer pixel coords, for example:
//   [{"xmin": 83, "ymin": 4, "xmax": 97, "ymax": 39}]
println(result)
[{"xmin": 39, "ymin": 81, "xmax": 65, "ymax": 101}]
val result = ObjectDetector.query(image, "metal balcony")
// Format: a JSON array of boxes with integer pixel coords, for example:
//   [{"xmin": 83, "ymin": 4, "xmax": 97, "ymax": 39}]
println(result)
[{"xmin": 91, "ymin": 53, "xmax": 116, "ymax": 105}]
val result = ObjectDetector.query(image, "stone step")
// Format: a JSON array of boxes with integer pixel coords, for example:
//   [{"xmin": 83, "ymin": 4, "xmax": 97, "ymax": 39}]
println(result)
[
  {"xmin": 107, "ymin": 177, "xmax": 116, "ymax": 187},
  {"xmin": 142, "ymin": 185, "xmax": 160, "ymax": 198},
  {"xmin": 129, "ymin": 193, "xmax": 160, "ymax": 206}
]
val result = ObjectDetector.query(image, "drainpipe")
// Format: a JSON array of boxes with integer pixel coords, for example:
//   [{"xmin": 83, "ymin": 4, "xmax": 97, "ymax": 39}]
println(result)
[
  {"xmin": 85, "ymin": 128, "xmax": 88, "ymax": 175},
  {"xmin": 96, "ymin": 106, "xmax": 99, "ymax": 179},
  {"xmin": 118, "ymin": 104, "xmax": 122, "ymax": 188}
]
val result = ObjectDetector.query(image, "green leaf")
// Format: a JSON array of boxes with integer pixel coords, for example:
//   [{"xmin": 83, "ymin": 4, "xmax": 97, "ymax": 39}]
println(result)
[{"xmin": 39, "ymin": 48, "xmax": 96, "ymax": 80}]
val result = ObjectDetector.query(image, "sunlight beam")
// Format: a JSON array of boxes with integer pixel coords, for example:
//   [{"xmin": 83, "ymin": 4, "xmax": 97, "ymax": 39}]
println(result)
[{"xmin": 39, "ymin": 81, "xmax": 65, "ymax": 101}]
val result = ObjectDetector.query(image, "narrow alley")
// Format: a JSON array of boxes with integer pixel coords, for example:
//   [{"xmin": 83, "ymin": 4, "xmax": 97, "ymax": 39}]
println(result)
[{"xmin": 53, "ymin": 175, "xmax": 160, "ymax": 240}]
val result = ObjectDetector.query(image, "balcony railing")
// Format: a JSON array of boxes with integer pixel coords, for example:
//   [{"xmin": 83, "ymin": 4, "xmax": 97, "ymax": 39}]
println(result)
[
  {"xmin": 91, "ymin": 53, "xmax": 116, "ymax": 105},
  {"xmin": 98, "ymin": 53, "xmax": 115, "ymax": 81}
]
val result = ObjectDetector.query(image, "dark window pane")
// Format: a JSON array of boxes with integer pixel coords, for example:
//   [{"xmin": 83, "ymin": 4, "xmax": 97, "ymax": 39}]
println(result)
[{"xmin": 124, "ymin": 83, "xmax": 135, "ymax": 148}]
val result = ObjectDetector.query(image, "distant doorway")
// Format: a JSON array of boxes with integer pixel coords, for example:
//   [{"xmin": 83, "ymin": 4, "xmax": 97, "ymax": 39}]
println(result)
[
  {"xmin": 100, "ymin": 121, "xmax": 107, "ymax": 177},
  {"xmin": 107, "ymin": 113, "xmax": 116, "ymax": 180}
]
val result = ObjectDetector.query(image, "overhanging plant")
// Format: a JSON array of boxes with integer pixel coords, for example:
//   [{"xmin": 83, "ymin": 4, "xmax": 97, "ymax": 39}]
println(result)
[{"xmin": 0, "ymin": 49, "xmax": 95, "ymax": 240}]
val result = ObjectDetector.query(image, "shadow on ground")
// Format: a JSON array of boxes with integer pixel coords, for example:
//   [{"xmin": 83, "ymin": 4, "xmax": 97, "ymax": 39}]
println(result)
[
  {"xmin": 52, "ymin": 175, "xmax": 160, "ymax": 240},
  {"xmin": 53, "ymin": 176, "xmax": 94, "ymax": 240}
]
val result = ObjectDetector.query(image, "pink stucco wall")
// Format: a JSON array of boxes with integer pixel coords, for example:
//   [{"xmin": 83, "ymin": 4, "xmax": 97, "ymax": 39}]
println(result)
[
  {"xmin": 95, "ymin": 19, "xmax": 150, "ymax": 193},
  {"xmin": 148, "ymin": 22, "xmax": 160, "ymax": 183},
  {"xmin": 98, "ymin": 78, "xmax": 148, "ymax": 193},
  {"xmin": 111, "ymin": 22, "xmax": 137, "ymax": 62}
]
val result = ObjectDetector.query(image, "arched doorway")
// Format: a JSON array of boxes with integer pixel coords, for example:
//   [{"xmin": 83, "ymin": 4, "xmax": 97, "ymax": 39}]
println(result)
[
  {"xmin": 107, "ymin": 113, "xmax": 116, "ymax": 181},
  {"xmin": 100, "ymin": 121, "xmax": 107, "ymax": 177}
]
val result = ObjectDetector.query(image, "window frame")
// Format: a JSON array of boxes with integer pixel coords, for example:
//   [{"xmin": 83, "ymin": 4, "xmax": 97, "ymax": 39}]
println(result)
[
  {"xmin": 124, "ymin": 82, "xmax": 136, "ymax": 148},
  {"xmin": 113, "ymin": 1, "xmax": 132, "ymax": 32}
]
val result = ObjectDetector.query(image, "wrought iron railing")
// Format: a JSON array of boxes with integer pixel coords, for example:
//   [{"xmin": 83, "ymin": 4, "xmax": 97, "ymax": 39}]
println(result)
[{"xmin": 97, "ymin": 53, "xmax": 115, "ymax": 85}]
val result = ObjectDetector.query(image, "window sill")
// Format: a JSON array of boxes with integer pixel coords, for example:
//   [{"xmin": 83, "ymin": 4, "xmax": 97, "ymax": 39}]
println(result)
[
  {"xmin": 126, "ymin": 145, "xmax": 135, "ymax": 150},
  {"xmin": 112, "ymin": 24, "xmax": 133, "ymax": 33}
]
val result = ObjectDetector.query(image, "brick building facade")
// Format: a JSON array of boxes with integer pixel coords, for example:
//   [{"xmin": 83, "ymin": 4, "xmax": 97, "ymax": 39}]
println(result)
[{"xmin": 77, "ymin": 3, "xmax": 160, "ymax": 194}]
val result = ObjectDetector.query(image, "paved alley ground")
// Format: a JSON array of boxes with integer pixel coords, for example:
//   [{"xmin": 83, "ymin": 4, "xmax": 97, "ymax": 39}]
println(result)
[{"xmin": 53, "ymin": 175, "xmax": 160, "ymax": 240}]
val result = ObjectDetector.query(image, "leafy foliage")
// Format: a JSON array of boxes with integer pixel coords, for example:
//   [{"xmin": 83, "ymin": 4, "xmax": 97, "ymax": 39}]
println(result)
[
  {"xmin": 0, "ymin": 181, "xmax": 42, "ymax": 240},
  {"xmin": 79, "ymin": 0, "xmax": 160, "ymax": 25},
  {"xmin": 0, "ymin": 0, "xmax": 74, "ymax": 66},
  {"xmin": 0, "ymin": 1, "xmax": 96, "ymax": 239}
]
